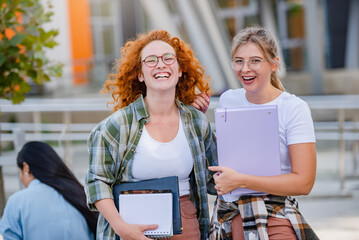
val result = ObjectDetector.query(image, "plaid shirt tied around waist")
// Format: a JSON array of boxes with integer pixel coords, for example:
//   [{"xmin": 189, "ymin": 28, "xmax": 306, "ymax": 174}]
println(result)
[{"xmin": 208, "ymin": 195, "xmax": 319, "ymax": 240}]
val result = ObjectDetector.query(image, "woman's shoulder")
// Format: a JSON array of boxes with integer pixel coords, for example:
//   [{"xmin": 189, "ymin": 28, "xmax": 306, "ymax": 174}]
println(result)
[
  {"xmin": 92, "ymin": 102, "xmax": 138, "ymax": 133},
  {"xmin": 219, "ymin": 88, "xmax": 246, "ymax": 107},
  {"xmin": 278, "ymin": 92, "xmax": 309, "ymax": 108},
  {"xmin": 278, "ymin": 92, "xmax": 312, "ymax": 116},
  {"xmin": 220, "ymin": 88, "xmax": 245, "ymax": 99},
  {"xmin": 6, "ymin": 180, "xmax": 45, "ymax": 205},
  {"xmin": 6, "ymin": 188, "xmax": 28, "ymax": 204}
]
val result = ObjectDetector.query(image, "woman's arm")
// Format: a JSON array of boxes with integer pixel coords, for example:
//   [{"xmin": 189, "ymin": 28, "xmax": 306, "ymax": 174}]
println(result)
[
  {"xmin": 95, "ymin": 199, "xmax": 157, "ymax": 240},
  {"xmin": 209, "ymin": 142, "xmax": 316, "ymax": 196},
  {"xmin": 0, "ymin": 196, "xmax": 22, "ymax": 240}
]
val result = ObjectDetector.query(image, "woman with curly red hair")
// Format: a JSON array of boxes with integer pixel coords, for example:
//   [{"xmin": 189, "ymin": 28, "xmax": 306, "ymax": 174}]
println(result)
[
  {"xmin": 103, "ymin": 30, "xmax": 212, "ymax": 112},
  {"xmin": 85, "ymin": 30, "xmax": 217, "ymax": 240}
]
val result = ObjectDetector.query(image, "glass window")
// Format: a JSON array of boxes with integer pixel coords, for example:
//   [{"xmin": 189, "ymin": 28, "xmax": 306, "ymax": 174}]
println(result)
[
  {"xmin": 100, "ymin": 0, "xmax": 112, "ymax": 17},
  {"xmin": 214, "ymin": 0, "xmax": 260, "ymax": 39},
  {"xmin": 216, "ymin": 0, "xmax": 250, "ymax": 8},
  {"xmin": 89, "ymin": 0, "xmax": 122, "ymax": 85},
  {"xmin": 225, "ymin": 18, "xmax": 236, "ymax": 38},
  {"xmin": 103, "ymin": 26, "xmax": 114, "ymax": 55}
]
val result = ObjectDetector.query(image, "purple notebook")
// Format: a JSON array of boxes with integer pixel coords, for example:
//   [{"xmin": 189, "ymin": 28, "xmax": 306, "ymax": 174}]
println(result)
[{"xmin": 214, "ymin": 105, "xmax": 281, "ymax": 196}]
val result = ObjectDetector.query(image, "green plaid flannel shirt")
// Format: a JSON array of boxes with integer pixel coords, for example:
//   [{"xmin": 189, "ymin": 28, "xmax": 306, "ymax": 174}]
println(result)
[{"xmin": 85, "ymin": 95, "xmax": 217, "ymax": 240}]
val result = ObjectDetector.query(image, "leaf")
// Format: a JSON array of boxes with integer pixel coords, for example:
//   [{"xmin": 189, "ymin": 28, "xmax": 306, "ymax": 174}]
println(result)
[
  {"xmin": 7, "ymin": 72, "xmax": 22, "ymax": 84},
  {"xmin": 9, "ymin": 33, "xmax": 26, "ymax": 46},
  {"xmin": 34, "ymin": 69, "xmax": 50, "ymax": 84},
  {"xmin": 11, "ymin": 90, "xmax": 26, "ymax": 104},
  {"xmin": 44, "ymin": 40, "xmax": 58, "ymax": 48},
  {"xmin": 44, "ymin": 11, "xmax": 54, "ymax": 21},
  {"xmin": 25, "ymin": 24, "xmax": 37, "ymax": 34},
  {"xmin": 27, "ymin": 69, "xmax": 37, "ymax": 79},
  {"xmin": 8, "ymin": 46, "xmax": 20, "ymax": 57},
  {"xmin": 20, "ymin": 37, "xmax": 33, "ymax": 50},
  {"xmin": 33, "ymin": 50, "xmax": 46, "ymax": 62},
  {"xmin": 0, "ymin": 53, "xmax": 5, "ymax": 66},
  {"xmin": 0, "ymin": 0, "xmax": 63, "ymax": 104},
  {"xmin": 19, "ymin": 0, "xmax": 35, "ymax": 8},
  {"xmin": 20, "ymin": 80, "xmax": 31, "ymax": 92},
  {"xmin": 42, "ymin": 73, "xmax": 50, "ymax": 82},
  {"xmin": 47, "ymin": 64, "xmax": 63, "ymax": 77}
]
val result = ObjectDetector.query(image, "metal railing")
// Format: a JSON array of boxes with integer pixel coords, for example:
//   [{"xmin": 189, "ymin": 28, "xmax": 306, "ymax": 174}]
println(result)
[{"xmin": 1, "ymin": 95, "xmax": 359, "ymax": 212}]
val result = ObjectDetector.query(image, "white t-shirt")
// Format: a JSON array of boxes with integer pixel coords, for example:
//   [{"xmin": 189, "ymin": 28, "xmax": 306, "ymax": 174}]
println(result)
[
  {"xmin": 220, "ymin": 88, "xmax": 316, "ymax": 201},
  {"xmin": 219, "ymin": 88, "xmax": 316, "ymax": 175},
  {"xmin": 132, "ymin": 117, "xmax": 193, "ymax": 196}
]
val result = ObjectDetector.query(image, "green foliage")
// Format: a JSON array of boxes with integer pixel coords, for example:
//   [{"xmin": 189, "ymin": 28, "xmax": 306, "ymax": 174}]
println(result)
[
  {"xmin": 288, "ymin": 4, "xmax": 302, "ymax": 16},
  {"xmin": 0, "ymin": 0, "xmax": 63, "ymax": 104}
]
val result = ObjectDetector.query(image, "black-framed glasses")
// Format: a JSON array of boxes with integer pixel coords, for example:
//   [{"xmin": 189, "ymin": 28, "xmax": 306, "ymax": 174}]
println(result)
[
  {"xmin": 142, "ymin": 53, "xmax": 177, "ymax": 68},
  {"xmin": 230, "ymin": 58, "xmax": 267, "ymax": 71}
]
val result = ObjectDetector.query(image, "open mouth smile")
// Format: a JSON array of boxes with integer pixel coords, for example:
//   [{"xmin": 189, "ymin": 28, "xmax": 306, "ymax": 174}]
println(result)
[
  {"xmin": 154, "ymin": 72, "xmax": 170, "ymax": 79},
  {"xmin": 242, "ymin": 76, "xmax": 256, "ymax": 82}
]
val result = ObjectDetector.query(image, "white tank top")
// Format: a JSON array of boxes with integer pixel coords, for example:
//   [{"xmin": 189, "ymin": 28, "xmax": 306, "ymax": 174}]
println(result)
[{"xmin": 132, "ymin": 117, "xmax": 193, "ymax": 196}]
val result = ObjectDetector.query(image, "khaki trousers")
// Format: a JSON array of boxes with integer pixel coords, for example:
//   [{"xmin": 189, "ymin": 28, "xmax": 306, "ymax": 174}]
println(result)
[
  {"xmin": 231, "ymin": 214, "xmax": 297, "ymax": 240},
  {"xmin": 171, "ymin": 195, "xmax": 200, "ymax": 240}
]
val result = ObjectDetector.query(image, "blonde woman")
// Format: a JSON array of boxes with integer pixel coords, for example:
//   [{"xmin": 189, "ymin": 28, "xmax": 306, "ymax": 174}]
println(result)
[{"xmin": 193, "ymin": 26, "xmax": 319, "ymax": 240}]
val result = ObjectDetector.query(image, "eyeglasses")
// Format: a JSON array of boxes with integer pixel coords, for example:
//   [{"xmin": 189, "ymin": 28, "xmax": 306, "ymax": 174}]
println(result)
[
  {"xmin": 142, "ymin": 53, "xmax": 177, "ymax": 68},
  {"xmin": 230, "ymin": 58, "xmax": 267, "ymax": 71}
]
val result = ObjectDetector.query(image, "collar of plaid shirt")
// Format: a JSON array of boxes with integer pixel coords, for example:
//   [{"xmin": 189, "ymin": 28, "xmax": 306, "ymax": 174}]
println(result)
[{"xmin": 208, "ymin": 195, "xmax": 319, "ymax": 240}]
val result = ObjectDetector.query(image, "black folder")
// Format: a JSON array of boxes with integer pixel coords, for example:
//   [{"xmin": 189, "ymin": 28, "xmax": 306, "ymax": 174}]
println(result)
[{"xmin": 113, "ymin": 176, "xmax": 182, "ymax": 238}]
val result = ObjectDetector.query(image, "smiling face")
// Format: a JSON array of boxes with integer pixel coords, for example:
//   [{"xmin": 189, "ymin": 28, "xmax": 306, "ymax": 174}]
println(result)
[
  {"xmin": 138, "ymin": 40, "xmax": 182, "ymax": 96},
  {"xmin": 233, "ymin": 42, "xmax": 278, "ymax": 97}
]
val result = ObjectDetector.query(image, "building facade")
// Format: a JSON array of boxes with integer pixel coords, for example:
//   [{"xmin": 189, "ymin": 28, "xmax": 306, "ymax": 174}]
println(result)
[{"xmin": 43, "ymin": 0, "xmax": 359, "ymax": 96}]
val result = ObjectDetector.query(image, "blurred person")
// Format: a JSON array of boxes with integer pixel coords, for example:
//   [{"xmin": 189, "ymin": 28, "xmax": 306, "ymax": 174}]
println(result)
[
  {"xmin": 0, "ymin": 141, "xmax": 97, "ymax": 239},
  {"xmin": 193, "ymin": 26, "xmax": 319, "ymax": 240},
  {"xmin": 85, "ymin": 30, "xmax": 217, "ymax": 240}
]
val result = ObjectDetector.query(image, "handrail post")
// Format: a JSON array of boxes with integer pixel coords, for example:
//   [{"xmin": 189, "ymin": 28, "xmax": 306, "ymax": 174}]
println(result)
[
  {"xmin": 33, "ymin": 111, "xmax": 41, "ymax": 133},
  {"xmin": 338, "ymin": 109, "xmax": 346, "ymax": 193},
  {"xmin": 0, "ymin": 109, "xmax": 4, "ymax": 216},
  {"xmin": 63, "ymin": 111, "xmax": 72, "ymax": 168},
  {"xmin": 0, "ymin": 166, "xmax": 5, "ymax": 217},
  {"xmin": 14, "ymin": 129, "xmax": 26, "ymax": 190}
]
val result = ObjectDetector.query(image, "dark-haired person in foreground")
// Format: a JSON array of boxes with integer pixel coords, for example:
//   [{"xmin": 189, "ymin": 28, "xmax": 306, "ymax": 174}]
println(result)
[{"xmin": 0, "ymin": 141, "xmax": 98, "ymax": 239}]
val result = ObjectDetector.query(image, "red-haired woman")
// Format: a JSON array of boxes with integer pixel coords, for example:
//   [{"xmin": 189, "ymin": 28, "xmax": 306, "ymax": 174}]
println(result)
[{"xmin": 85, "ymin": 30, "xmax": 217, "ymax": 240}]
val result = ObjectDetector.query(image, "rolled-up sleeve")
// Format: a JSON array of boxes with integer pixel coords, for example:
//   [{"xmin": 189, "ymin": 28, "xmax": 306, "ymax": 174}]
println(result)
[{"xmin": 85, "ymin": 127, "xmax": 119, "ymax": 210}]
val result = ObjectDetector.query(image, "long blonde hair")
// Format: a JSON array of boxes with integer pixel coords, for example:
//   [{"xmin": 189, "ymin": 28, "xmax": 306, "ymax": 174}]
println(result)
[{"xmin": 231, "ymin": 26, "xmax": 284, "ymax": 91}]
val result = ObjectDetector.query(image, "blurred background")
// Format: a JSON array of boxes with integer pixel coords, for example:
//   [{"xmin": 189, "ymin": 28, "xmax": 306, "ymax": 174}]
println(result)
[
  {"xmin": 21, "ymin": 0, "xmax": 359, "ymax": 97},
  {"xmin": 1, "ymin": 0, "xmax": 359, "ymax": 239}
]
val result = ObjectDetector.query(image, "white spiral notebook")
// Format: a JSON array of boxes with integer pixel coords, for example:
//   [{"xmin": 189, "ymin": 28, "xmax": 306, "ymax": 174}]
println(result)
[{"xmin": 119, "ymin": 193, "xmax": 173, "ymax": 239}]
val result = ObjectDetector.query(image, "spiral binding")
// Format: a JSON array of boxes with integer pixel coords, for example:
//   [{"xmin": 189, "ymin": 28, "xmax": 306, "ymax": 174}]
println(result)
[{"xmin": 146, "ymin": 232, "xmax": 173, "ymax": 239}]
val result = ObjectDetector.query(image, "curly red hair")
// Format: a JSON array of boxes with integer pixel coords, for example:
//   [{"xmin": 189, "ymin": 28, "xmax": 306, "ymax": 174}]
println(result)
[{"xmin": 102, "ymin": 30, "xmax": 212, "ymax": 112}]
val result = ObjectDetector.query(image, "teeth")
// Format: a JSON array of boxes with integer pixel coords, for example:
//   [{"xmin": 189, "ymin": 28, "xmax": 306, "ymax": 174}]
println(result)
[
  {"xmin": 154, "ymin": 73, "xmax": 170, "ymax": 79},
  {"xmin": 243, "ymin": 76, "xmax": 255, "ymax": 81}
]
